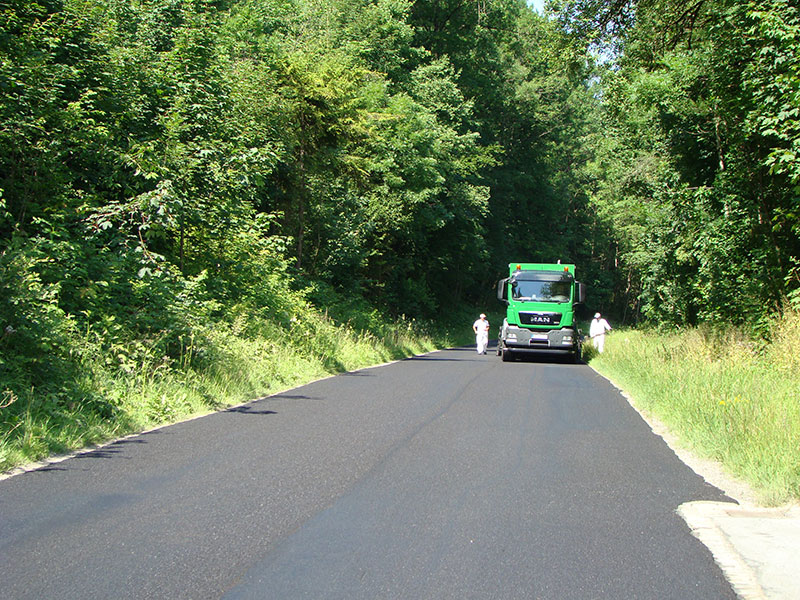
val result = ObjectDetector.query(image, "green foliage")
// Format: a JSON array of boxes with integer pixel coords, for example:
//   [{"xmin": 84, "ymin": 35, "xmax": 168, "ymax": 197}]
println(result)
[
  {"xmin": 0, "ymin": 238, "xmax": 77, "ymax": 390},
  {"xmin": 575, "ymin": 0, "xmax": 800, "ymax": 325}
]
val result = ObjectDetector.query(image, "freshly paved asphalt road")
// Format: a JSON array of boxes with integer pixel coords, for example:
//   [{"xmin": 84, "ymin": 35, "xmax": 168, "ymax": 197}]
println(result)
[{"xmin": 0, "ymin": 346, "xmax": 737, "ymax": 599}]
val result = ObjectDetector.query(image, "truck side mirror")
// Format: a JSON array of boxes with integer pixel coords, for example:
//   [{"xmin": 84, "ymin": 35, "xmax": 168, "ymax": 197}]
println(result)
[
  {"xmin": 497, "ymin": 278, "xmax": 509, "ymax": 304},
  {"xmin": 576, "ymin": 282, "xmax": 586, "ymax": 304}
]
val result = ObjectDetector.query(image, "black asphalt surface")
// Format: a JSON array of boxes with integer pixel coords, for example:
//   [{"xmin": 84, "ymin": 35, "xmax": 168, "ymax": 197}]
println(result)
[{"xmin": 0, "ymin": 345, "xmax": 736, "ymax": 599}]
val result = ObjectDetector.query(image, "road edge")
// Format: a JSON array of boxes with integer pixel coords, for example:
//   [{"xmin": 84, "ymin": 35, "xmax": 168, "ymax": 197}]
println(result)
[
  {"xmin": 588, "ymin": 365, "xmax": 800, "ymax": 600},
  {"xmin": 0, "ymin": 348, "xmax": 448, "ymax": 482}
]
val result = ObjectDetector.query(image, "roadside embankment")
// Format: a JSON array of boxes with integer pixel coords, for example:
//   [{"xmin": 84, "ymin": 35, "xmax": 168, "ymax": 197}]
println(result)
[
  {"xmin": 587, "ymin": 312, "xmax": 800, "ymax": 506},
  {"xmin": 0, "ymin": 302, "xmax": 476, "ymax": 475}
]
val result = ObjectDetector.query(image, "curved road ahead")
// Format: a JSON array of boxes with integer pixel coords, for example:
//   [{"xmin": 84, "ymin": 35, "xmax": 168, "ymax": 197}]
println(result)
[{"xmin": 0, "ymin": 346, "xmax": 736, "ymax": 599}]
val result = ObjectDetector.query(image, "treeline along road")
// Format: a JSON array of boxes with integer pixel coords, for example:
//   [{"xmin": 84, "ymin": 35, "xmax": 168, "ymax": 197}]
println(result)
[{"xmin": 0, "ymin": 347, "xmax": 736, "ymax": 599}]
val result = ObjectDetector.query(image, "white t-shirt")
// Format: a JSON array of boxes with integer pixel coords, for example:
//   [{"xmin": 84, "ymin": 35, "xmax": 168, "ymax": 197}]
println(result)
[
  {"xmin": 473, "ymin": 318, "xmax": 490, "ymax": 336},
  {"xmin": 590, "ymin": 318, "xmax": 611, "ymax": 338}
]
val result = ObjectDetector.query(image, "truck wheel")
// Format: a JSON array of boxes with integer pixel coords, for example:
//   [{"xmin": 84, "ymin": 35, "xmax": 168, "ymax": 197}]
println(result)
[
  {"xmin": 501, "ymin": 348, "xmax": 513, "ymax": 362},
  {"xmin": 572, "ymin": 345, "xmax": 582, "ymax": 364}
]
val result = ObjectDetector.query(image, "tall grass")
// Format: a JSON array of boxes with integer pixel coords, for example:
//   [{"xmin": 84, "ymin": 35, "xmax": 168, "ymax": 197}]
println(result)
[
  {"xmin": 0, "ymin": 305, "xmax": 472, "ymax": 474},
  {"xmin": 589, "ymin": 312, "xmax": 800, "ymax": 505}
]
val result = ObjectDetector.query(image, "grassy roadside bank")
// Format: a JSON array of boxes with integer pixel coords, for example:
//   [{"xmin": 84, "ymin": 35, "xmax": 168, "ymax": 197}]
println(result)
[
  {"xmin": 1, "ymin": 304, "xmax": 477, "ymax": 474},
  {"xmin": 587, "ymin": 313, "xmax": 800, "ymax": 506}
]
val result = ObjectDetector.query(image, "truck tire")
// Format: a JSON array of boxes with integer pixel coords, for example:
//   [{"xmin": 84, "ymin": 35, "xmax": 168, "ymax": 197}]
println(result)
[
  {"xmin": 572, "ymin": 344, "xmax": 582, "ymax": 364},
  {"xmin": 501, "ymin": 347, "xmax": 513, "ymax": 362}
]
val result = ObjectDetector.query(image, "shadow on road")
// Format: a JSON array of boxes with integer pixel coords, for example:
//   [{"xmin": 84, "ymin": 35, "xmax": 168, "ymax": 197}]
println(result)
[
  {"xmin": 503, "ymin": 352, "xmax": 584, "ymax": 365},
  {"xmin": 267, "ymin": 394, "xmax": 321, "ymax": 401},
  {"xmin": 226, "ymin": 406, "xmax": 278, "ymax": 415},
  {"xmin": 405, "ymin": 355, "xmax": 466, "ymax": 362}
]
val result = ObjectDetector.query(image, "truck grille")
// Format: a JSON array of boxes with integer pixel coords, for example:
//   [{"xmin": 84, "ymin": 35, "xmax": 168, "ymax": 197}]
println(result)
[{"xmin": 519, "ymin": 312, "xmax": 561, "ymax": 326}]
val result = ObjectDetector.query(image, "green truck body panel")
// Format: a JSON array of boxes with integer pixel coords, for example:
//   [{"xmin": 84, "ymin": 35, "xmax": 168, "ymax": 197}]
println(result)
[{"xmin": 496, "ymin": 262, "xmax": 585, "ymax": 362}]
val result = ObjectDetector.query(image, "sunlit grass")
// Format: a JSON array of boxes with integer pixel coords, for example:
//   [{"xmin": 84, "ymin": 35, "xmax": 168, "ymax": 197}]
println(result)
[{"xmin": 589, "ymin": 313, "xmax": 800, "ymax": 505}]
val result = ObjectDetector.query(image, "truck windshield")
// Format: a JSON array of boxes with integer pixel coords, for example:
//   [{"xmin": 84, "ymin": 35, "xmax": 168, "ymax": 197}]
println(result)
[{"xmin": 511, "ymin": 280, "xmax": 571, "ymax": 303}]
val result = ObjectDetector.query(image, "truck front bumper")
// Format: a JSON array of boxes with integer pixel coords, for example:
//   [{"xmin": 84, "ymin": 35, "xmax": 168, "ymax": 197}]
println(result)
[{"xmin": 501, "ymin": 325, "xmax": 579, "ymax": 353}]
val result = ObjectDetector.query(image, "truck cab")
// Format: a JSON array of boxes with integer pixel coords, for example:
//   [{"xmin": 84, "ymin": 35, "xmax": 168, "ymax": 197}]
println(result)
[{"xmin": 496, "ymin": 262, "xmax": 586, "ymax": 362}]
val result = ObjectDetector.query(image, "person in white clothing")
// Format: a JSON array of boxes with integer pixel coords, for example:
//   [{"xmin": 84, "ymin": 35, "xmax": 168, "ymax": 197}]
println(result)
[
  {"xmin": 472, "ymin": 313, "xmax": 490, "ymax": 354},
  {"xmin": 589, "ymin": 312, "xmax": 612, "ymax": 353}
]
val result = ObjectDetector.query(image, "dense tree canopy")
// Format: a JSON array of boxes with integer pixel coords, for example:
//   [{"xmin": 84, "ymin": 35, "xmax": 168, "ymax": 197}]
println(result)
[
  {"xmin": 557, "ymin": 0, "xmax": 800, "ymax": 324},
  {"xmin": 2, "ymin": 0, "xmax": 799, "ymax": 413}
]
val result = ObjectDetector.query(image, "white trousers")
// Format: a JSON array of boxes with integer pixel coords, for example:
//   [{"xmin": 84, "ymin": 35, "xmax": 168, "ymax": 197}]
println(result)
[
  {"xmin": 476, "ymin": 333, "xmax": 488, "ymax": 354},
  {"xmin": 594, "ymin": 334, "xmax": 606, "ymax": 353}
]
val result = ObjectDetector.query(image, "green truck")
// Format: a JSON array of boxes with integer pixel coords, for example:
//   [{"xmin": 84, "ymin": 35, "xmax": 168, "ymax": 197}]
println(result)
[{"xmin": 496, "ymin": 262, "xmax": 586, "ymax": 362}]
